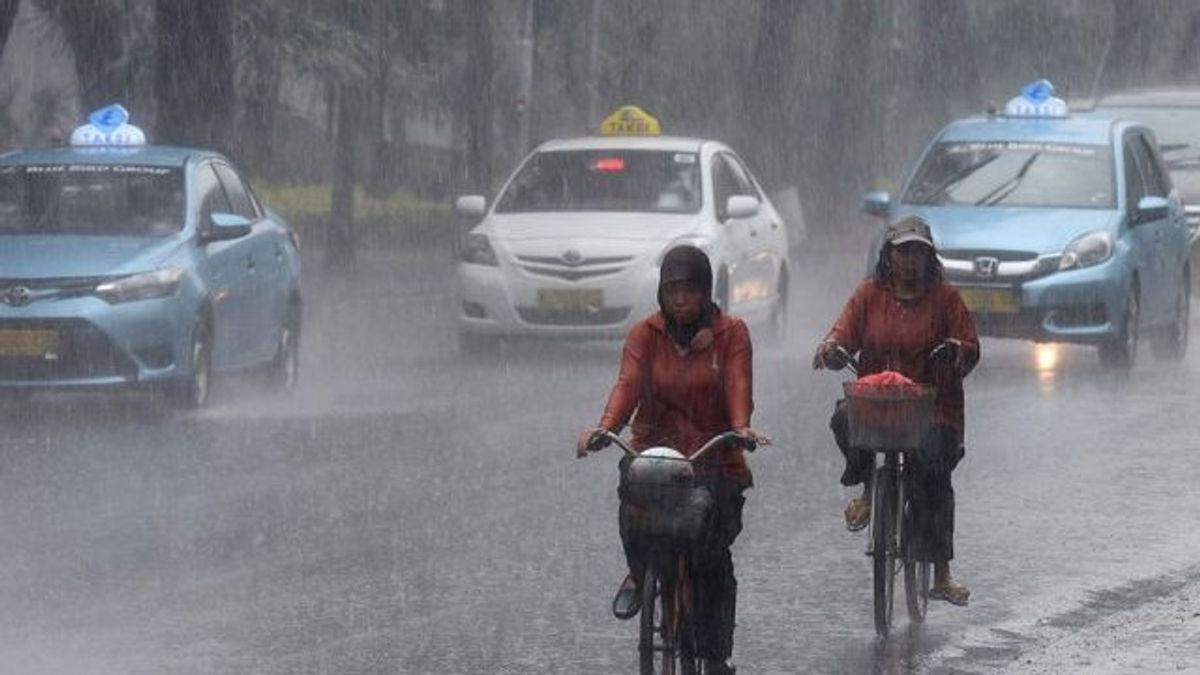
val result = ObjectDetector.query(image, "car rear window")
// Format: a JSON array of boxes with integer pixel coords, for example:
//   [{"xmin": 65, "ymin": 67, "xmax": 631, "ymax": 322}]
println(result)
[
  {"xmin": 495, "ymin": 150, "xmax": 701, "ymax": 214},
  {"xmin": 904, "ymin": 141, "xmax": 1115, "ymax": 209},
  {"xmin": 0, "ymin": 164, "xmax": 184, "ymax": 237}
]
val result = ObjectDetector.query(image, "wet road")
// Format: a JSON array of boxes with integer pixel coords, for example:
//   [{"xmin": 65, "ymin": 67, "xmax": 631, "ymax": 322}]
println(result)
[{"xmin": 0, "ymin": 245, "xmax": 1197, "ymax": 674}]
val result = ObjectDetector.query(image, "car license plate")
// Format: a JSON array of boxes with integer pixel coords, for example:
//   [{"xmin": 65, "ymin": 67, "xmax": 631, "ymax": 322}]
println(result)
[
  {"xmin": 537, "ymin": 288, "xmax": 604, "ymax": 312},
  {"xmin": 0, "ymin": 329, "xmax": 58, "ymax": 357},
  {"xmin": 958, "ymin": 287, "xmax": 1019, "ymax": 314}
]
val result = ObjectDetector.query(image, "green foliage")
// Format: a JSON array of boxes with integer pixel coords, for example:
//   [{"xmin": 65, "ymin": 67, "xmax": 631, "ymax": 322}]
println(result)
[{"xmin": 256, "ymin": 183, "xmax": 451, "ymax": 248}]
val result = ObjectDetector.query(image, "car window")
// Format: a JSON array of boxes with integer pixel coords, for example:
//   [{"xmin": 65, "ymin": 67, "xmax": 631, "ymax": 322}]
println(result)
[
  {"xmin": 722, "ymin": 153, "xmax": 760, "ymax": 199},
  {"xmin": 904, "ymin": 141, "xmax": 1115, "ymax": 209},
  {"xmin": 494, "ymin": 149, "xmax": 701, "ymax": 214},
  {"xmin": 196, "ymin": 163, "xmax": 232, "ymax": 231},
  {"xmin": 1123, "ymin": 141, "xmax": 1148, "ymax": 209},
  {"xmin": 1136, "ymin": 135, "xmax": 1171, "ymax": 196},
  {"xmin": 213, "ymin": 163, "xmax": 258, "ymax": 219},
  {"xmin": 712, "ymin": 155, "xmax": 742, "ymax": 218},
  {"xmin": 0, "ymin": 164, "xmax": 184, "ymax": 237}
]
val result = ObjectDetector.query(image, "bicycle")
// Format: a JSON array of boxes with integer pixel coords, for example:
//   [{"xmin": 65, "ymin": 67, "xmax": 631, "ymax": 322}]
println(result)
[
  {"xmin": 824, "ymin": 345, "xmax": 937, "ymax": 638},
  {"xmin": 591, "ymin": 429, "xmax": 755, "ymax": 675}
]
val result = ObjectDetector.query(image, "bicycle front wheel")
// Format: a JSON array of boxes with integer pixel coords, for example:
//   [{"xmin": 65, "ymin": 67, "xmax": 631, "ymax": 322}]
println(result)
[
  {"xmin": 640, "ymin": 563, "xmax": 680, "ymax": 675},
  {"xmin": 872, "ymin": 464, "xmax": 898, "ymax": 637},
  {"xmin": 904, "ymin": 557, "xmax": 932, "ymax": 622}
]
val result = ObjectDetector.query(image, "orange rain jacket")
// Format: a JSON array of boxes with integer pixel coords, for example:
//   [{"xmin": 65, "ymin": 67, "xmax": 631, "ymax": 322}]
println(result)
[{"xmin": 599, "ymin": 310, "xmax": 754, "ymax": 486}]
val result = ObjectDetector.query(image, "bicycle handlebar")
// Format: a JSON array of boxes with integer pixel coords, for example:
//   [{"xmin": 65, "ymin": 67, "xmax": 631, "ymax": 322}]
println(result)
[{"xmin": 593, "ymin": 429, "xmax": 755, "ymax": 460}]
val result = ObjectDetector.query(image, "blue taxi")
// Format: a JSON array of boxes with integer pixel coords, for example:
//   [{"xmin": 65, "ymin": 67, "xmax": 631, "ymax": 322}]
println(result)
[
  {"xmin": 865, "ymin": 81, "xmax": 1191, "ymax": 368},
  {"xmin": 0, "ymin": 106, "xmax": 302, "ymax": 405}
]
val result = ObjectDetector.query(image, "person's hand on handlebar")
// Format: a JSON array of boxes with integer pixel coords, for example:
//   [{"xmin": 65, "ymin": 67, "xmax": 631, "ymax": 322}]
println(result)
[
  {"xmin": 930, "ymin": 338, "xmax": 965, "ymax": 374},
  {"xmin": 812, "ymin": 340, "xmax": 839, "ymax": 370},
  {"xmin": 735, "ymin": 427, "xmax": 772, "ymax": 451},
  {"xmin": 575, "ymin": 426, "xmax": 612, "ymax": 458}
]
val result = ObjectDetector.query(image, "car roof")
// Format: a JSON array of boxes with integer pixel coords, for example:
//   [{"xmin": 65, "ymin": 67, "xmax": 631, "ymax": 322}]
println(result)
[
  {"xmin": 534, "ymin": 135, "xmax": 711, "ymax": 153},
  {"xmin": 1094, "ymin": 86, "xmax": 1200, "ymax": 109},
  {"xmin": 0, "ymin": 145, "xmax": 225, "ymax": 167},
  {"xmin": 938, "ymin": 115, "xmax": 1119, "ymax": 146}
]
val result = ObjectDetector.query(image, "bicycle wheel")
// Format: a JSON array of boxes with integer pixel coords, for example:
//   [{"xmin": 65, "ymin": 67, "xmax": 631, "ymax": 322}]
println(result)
[
  {"xmin": 640, "ymin": 563, "xmax": 680, "ymax": 675},
  {"xmin": 902, "ymin": 466, "xmax": 932, "ymax": 622},
  {"xmin": 872, "ymin": 463, "xmax": 898, "ymax": 637},
  {"xmin": 676, "ymin": 556, "xmax": 696, "ymax": 675}
]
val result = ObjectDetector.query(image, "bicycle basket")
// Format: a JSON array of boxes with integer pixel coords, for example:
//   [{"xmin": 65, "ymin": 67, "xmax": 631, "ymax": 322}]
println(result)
[
  {"xmin": 842, "ymin": 380, "xmax": 934, "ymax": 451},
  {"xmin": 621, "ymin": 484, "xmax": 713, "ymax": 540}
]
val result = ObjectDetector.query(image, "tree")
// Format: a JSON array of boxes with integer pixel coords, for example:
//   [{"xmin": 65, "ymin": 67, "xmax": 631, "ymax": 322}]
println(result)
[
  {"xmin": 33, "ymin": 0, "xmax": 127, "ymax": 111},
  {"xmin": 153, "ymin": 0, "xmax": 234, "ymax": 151}
]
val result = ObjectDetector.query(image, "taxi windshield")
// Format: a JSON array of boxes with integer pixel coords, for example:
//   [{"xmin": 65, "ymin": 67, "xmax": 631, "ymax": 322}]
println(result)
[
  {"xmin": 0, "ymin": 164, "xmax": 184, "ymax": 237},
  {"xmin": 495, "ymin": 150, "xmax": 701, "ymax": 214},
  {"xmin": 904, "ymin": 141, "xmax": 1115, "ymax": 209}
]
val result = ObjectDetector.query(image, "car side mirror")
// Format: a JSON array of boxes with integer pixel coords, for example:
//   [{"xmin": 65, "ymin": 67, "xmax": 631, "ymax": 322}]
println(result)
[
  {"xmin": 864, "ymin": 191, "xmax": 892, "ymax": 218},
  {"xmin": 203, "ymin": 212, "xmax": 252, "ymax": 242},
  {"xmin": 724, "ymin": 195, "xmax": 759, "ymax": 220},
  {"xmin": 1134, "ymin": 195, "xmax": 1169, "ymax": 225},
  {"xmin": 455, "ymin": 194, "xmax": 487, "ymax": 218}
]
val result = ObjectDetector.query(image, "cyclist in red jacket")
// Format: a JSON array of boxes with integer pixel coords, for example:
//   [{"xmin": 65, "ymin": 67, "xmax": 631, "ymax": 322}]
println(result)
[{"xmin": 813, "ymin": 216, "xmax": 979, "ymax": 606}]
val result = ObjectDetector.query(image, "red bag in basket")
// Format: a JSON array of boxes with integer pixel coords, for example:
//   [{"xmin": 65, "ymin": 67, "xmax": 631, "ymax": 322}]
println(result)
[{"xmin": 845, "ymin": 371, "xmax": 931, "ymax": 445}]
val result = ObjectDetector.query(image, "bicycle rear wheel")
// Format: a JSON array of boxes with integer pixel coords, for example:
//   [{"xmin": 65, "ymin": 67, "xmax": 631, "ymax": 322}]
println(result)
[{"xmin": 872, "ymin": 463, "xmax": 898, "ymax": 637}]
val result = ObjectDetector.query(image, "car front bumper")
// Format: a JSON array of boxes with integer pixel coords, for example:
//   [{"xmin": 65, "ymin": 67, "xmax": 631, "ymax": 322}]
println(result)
[{"xmin": 0, "ymin": 294, "xmax": 193, "ymax": 388}]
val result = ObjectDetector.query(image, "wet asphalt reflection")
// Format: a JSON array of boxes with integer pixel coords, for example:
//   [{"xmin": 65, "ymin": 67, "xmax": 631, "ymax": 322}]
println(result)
[{"xmin": 0, "ymin": 248, "xmax": 1196, "ymax": 673}]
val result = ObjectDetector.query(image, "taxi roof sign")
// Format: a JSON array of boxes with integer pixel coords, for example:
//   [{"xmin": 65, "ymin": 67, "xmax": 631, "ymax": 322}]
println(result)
[
  {"xmin": 1003, "ymin": 79, "xmax": 1067, "ymax": 118},
  {"xmin": 598, "ymin": 106, "xmax": 661, "ymax": 136},
  {"xmin": 70, "ymin": 104, "xmax": 146, "ymax": 147}
]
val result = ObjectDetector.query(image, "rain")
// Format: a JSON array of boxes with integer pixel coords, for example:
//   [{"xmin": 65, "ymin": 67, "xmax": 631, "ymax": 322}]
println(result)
[{"xmin": 0, "ymin": 1, "xmax": 1197, "ymax": 673}]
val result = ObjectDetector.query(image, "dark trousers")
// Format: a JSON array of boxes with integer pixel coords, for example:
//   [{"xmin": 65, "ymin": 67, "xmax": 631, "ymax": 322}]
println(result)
[
  {"xmin": 619, "ymin": 461, "xmax": 744, "ymax": 661},
  {"xmin": 830, "ymin": 400, "xmax": 963, "ymax": 562}
]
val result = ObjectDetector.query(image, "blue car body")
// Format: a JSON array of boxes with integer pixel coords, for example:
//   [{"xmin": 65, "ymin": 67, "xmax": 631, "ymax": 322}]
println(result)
[
  {"xmin": 869, "ymin": 113, "xmax": 1191, "ymax": 349},
  {"xmin": 0, "ymin": 145, "xmax": 301, "ymax": 390}
]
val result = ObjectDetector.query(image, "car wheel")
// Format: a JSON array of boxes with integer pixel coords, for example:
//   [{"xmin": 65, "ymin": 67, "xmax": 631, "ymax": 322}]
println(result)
[
  {"xmin": 267, "ymin": 321, "xmax": 301, "ymax": 391},
  {"xmin": 170, "ymin": 321, "xmax": 212, "ymax": 409},
  {"xmin": 1152, "ymin": 277, "xmax": 1189, "ymax": 362},
  {"xmin": 1099, "ymin": 284, "xmax": 1139, "ymax": 370}
]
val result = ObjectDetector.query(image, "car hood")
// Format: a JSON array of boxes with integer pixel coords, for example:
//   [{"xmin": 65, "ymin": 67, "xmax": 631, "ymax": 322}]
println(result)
[
  {"xmin": 486, "ymin": 211, "xmax": 704, "ymax": 243},
  {"xmin": 897, "ymin": 206, "xmax": 1120, "ymax": 255},
  {"xmin": 0, "ymin": 235, "xmax": 184, "ymax": 279}
]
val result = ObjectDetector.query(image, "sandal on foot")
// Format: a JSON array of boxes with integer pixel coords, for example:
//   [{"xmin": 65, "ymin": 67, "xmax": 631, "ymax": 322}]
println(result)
[
  {"xmin": 843, "ymin": 498, "xmax": 870, "ymax": 532},
  {"xmin": 929, "ymin": 579, "xmax": 970, "ymax": 606},
  {"xmin": 611, "ymin": 574, "xmax": 641, "ymax": 619}
]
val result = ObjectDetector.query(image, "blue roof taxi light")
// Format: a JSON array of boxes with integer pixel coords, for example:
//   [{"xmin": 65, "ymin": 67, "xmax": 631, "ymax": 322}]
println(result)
[
  {"xmin": 1003, "ymin": 79, "xmax": 1068, "ymax": 118},
  {"xmin": 70, "ymin": 104, "xmax": 146, "ymax": 147}
]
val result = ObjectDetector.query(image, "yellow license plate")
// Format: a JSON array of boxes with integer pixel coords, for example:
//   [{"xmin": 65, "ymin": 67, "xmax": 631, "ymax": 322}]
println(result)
[
  {"xmin": 0, "ymin": 329, "xmax": 58, "ymax": 357},
  {"xmin": 959, "ymin": 287, "xmax": 1019, "ymax": 314},
  {"xmin": 537, "ymin": 288, "xmax": 604, "ymax": 312}
]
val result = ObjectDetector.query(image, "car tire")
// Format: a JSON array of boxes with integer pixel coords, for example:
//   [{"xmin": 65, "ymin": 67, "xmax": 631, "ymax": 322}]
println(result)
[
  {"xmin": 267, "ymin": 319, "xmax": 301, "ymax": 392},
  {"xmin": 1099, "ymin": 283, "xmax": 1139, "ymax": 370},
  {"xmin": 170, "ymin": 320, "xmax": 212, "ymax": 409},
  {"xmin": 1152, "ymin": 277, "xmax": 1189, "ymax": 362}
]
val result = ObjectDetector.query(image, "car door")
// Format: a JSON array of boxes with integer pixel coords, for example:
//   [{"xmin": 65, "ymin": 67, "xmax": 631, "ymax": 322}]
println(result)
[
  {"xmin": 726, "ymin": 152, "xmax": 784, "ymax": 307},
  {"xmin": 213, "ymin": 162, "xmax": 276, "ymax": 363},
  {"xmin": 1126, "ymin": 133, "xmax": 1172, "ymax": 322},
  {"xmin": 1138, "ymin": 134, "xmax": 1190, "ymax": 302},
  {"xmin": 194, "ymin": 162, "xmax": 251, "ymax": 368},
  {"xmin": 709, "ymin": 153, "xmax": 757, "ymax": 310}
]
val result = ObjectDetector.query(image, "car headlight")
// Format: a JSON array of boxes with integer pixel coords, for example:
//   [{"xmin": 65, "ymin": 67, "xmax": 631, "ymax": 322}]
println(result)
[
  {"xmin": 94, "ymin": 267, "xmax": 186, "ymax": 304},
  {"xmin": 1059, "ymin": 231, "xmax": 1113, "ymax": 271},
  {"xmin": 461, "ymin": 232, "xmax": 499, "ymax": 266}
]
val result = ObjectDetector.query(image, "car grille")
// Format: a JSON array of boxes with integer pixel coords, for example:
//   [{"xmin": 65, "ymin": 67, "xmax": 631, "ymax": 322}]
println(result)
[
  {"xmin": 516, "ymin": 306, "xmax": 632, "ymax": 326},
  {"xmin": 939, "ymin": 249, "xmax": 1038, "ymax": 262},
  {"xmin": 0, "ymin": 318, "xmax": 137, "ymax": 382},
  {"xmin": 515, "ymin": 254, "xmax": 635, "ymax": 282},
  {"xmin": 0, "ymin": 277, "xmax": 107, "ymax": 306}
]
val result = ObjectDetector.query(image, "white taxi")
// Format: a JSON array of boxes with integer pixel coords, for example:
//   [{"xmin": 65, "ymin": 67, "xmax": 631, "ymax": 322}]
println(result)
[{"xmin": 454, "ymin": 107, "xmax": 791, "ymax": 350}]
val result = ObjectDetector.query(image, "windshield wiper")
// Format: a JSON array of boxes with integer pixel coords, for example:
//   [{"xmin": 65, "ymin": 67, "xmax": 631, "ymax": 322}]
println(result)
[
  {"xmin": 911, "ymin": 154, "xmax": 1000, "ymax": 205},
  {"xmin": 975, "ymin": 152, "xmax": 1040, "ymax": 207}
]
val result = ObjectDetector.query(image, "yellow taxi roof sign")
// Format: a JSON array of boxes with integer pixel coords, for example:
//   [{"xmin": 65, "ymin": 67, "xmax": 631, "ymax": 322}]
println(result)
[{"xmin": 598, "ymin": 106, "xmax": 661, "ymax": 136}]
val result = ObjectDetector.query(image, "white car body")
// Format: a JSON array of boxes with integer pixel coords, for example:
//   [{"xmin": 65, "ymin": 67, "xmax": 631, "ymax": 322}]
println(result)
[{"xmin": 457, "ymin": 135, "xmax": 791, "ymax": 341}]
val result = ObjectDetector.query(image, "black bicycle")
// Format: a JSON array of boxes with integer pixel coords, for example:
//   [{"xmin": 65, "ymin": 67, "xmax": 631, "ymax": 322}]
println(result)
[
  {"xmin": 825, "ymin": 346, "xmax": 936, "ymax": 637},
  {"xmin": 592, "ymin": 429, "xmax": 754, "ymax": 675}
]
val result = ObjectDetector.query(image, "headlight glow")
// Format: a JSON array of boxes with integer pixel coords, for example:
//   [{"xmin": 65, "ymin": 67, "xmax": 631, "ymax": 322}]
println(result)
[
  {"xmin": 94, "ymin": 267, "xmax": 186, "ymax": 304},
  {"xmin": 461, "ymin": 232, "xmax": 499, "ymax": 266},
  {"xmin": 1059, "ymin": 231, "xmax": 1113, "ymax": 271}
]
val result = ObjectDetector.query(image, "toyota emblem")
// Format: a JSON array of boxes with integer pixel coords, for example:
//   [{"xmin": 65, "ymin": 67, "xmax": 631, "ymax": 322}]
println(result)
[
  {"xmin": 0, "ymin": 286, "xmax": 31, "ymax": 307},
  {"xmin": 561, "ymin": 249, "xmax": 584, "ymax": 267}
]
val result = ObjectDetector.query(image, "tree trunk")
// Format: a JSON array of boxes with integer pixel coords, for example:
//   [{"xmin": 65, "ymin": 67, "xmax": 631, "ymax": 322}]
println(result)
[
  {"xmin": 461, "ymin": 1, "xmax": 494, "ymax": 194},
  {"xmin": 154, "ymin": 0, "xmax": 234, "ymax": 152},
  {"xmin": 327, "ymin": 84, "xmax": 360, "ymax": 271}
]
